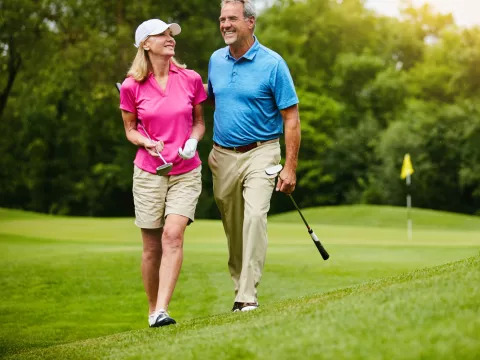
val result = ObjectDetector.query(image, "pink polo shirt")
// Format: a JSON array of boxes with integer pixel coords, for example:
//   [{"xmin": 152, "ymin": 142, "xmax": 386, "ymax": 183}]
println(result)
[{"xmin": 119, "ymin": 63, "xmax": 207, "ymax": 175}]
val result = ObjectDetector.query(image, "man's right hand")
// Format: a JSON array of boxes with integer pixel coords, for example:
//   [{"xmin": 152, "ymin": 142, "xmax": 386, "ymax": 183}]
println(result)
[{"xmin": 276, "ymin": 167, "xmax": 297, "ymax": 194}]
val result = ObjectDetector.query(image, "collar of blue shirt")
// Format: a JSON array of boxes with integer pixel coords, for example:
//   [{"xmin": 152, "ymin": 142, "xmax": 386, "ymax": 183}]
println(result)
[{"xmin": 224, "ymin": 36, "xmax": 260, "ymax": 61}]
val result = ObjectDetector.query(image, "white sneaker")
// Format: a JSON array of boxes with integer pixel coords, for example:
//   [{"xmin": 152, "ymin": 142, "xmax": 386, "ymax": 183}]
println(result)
[
  {"xmin": 241, "ymin": 303, "xmax": 259, "ymax": 312},
  {"xmin": 148, "ymin": 309, "xmax": 176, "ymax": 328}
]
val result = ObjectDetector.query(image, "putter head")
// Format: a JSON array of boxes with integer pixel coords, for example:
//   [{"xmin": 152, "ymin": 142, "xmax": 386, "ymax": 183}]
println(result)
[
  {"xmin": 265, "ymin": 164, "xmax": 283, "ymax": 176},
  {"xmin": 156, "ymin": 163, "xmax": 173, "ymax": 176}
]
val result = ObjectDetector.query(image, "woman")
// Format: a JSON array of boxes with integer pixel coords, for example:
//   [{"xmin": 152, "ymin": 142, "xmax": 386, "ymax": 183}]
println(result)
[{"xmin": 119, "ymin": 19, "xmax": 207, "ymax": 327}]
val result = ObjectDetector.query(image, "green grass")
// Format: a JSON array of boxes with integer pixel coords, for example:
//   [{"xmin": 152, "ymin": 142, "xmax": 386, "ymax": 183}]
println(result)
[
  {"xmin": 1, "ymin": 205, "xmax": 479, "ymax": 359},
  {"xmin": 270, "ymin": 204, "xmax": 480, "ymax": 231},
  {"xmin": 5, "ymin": 256, "xmax": 480, "ymax": 360}
]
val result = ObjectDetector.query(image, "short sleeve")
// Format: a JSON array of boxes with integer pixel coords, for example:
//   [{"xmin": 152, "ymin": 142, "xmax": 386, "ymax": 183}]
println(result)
[
  {"xmin": 271, "ymin": 59, "xmax": 299, "ymax": 110},
  {"xmin": 193, "ymin": 72, "xmax": 208, "ymax": 106},
  {"xmin": 207, "ymin": 58, "xmax": 215, "ymax": 101},
  {"xmin": 119, "ymin": 78, "xmax": 137, "ymax": 114}
]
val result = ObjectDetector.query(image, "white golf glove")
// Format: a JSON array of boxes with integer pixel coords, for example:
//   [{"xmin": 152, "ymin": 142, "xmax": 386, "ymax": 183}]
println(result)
[{"xmin": 178, "ymin": 138, "xmax": 198, "ymax": 160}]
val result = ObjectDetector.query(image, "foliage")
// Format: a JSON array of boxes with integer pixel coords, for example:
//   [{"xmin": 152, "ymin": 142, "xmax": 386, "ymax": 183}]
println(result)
[{"xmin": 1, "ymin": 0, "xmax": 479, "ymax": 216}]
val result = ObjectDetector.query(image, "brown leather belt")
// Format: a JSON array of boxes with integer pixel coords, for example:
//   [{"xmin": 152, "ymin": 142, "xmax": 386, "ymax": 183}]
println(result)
[{"xmin": 213, "ymin": 138, "xmax": 279, "ymax": 153}]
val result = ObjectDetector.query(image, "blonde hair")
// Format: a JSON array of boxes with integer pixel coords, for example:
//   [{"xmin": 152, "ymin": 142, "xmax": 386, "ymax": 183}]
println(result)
[{"xmin": 127, "ymin": 41, "xmax": 186, "ymax": 82}]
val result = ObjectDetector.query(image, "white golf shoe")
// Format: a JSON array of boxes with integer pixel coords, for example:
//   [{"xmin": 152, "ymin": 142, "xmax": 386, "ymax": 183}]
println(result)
[
  {"xmin": 241, "ymin": 303, "xmax": 259, "ymax": 312},
  {"xmin": 232, "ymin": 302, "xmax": 259, "ymax": 312},
  {"xmin": 148, "ymin": 309, "xmax": 176, "ymax": 328}
]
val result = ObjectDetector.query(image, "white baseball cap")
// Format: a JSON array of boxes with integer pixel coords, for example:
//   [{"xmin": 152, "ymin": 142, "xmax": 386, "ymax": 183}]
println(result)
[{"xmin": 134, "ymin": 19, "xmax": 181, "ymax": 48}]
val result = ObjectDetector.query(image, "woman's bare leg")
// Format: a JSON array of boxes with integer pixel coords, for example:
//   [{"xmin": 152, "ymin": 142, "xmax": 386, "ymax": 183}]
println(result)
[
  {"xmin": 155, "ymin": 214, "xmax": 189, "ymax": 311},
  {"xmin": 141, "ymin": 228, "xmax": 163, "ymax": 314}
]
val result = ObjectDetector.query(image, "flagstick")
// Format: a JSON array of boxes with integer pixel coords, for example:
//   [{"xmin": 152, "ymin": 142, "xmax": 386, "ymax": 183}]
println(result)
[{"xmin": 406, "ymin": 174, "xmax": 412, "ymax": 240}]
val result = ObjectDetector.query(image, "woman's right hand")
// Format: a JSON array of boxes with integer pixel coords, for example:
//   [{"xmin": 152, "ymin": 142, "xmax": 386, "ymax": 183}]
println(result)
[{"xmin": 144, "ymin": 140, "xmax": 164, "ymax": 157}]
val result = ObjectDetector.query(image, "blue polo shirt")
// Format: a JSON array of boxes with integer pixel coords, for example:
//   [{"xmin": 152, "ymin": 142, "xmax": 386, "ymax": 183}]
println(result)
[{"xmin": 208, "ymin": 37, "xmax": 299, "ymax": 147}]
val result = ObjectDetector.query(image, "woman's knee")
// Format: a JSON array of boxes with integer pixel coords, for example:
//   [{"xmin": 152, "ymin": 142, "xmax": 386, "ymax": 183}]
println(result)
[
  {"xmin": 141, "ymin": 228, "xmax": 163, "ymax": 254},
  {"xmin": 161, "ymin": 225, "xmax": 185, "ymax": 250}
]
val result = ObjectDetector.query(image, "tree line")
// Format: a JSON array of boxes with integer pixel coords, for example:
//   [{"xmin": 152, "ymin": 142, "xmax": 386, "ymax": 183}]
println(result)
[{"xmin": 1, "ymin": 0, "xmax": 479, "ymax": 218}]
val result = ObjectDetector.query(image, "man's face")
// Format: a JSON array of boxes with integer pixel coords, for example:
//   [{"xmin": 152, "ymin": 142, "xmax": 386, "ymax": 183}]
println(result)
[{"xmin": 219, "ymin": 2, "xmax": 254, "ymax": 46}]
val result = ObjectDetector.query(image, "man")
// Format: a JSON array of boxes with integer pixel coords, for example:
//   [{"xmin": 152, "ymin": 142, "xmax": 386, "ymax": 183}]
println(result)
[{"xmin": 207, "ymin": 0, "xmax": 301, "ymax": 312}]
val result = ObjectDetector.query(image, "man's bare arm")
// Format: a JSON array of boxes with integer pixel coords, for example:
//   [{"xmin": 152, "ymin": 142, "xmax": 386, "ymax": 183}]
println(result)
[
  {"xmin": 276, "ymin": 104, "xmax": 301, "ymax": 194},
  {"xmin": 203, "ymin": 83, "xmax": 215, "ymax": 108}
]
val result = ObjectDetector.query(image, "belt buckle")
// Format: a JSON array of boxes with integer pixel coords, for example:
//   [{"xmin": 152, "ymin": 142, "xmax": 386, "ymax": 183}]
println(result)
[{"xmin": 233, "ymin": 146, "xmax": 238, "ymax": 153}]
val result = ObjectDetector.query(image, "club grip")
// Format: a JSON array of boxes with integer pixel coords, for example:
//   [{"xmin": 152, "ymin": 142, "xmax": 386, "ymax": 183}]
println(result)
[{"xmin": 310, "ymin": 231, "xmax": 330, "ymax": 260}]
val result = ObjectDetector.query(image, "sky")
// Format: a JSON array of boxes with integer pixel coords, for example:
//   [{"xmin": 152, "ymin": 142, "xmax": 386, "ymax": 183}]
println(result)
[
  {"xmin": 256, "ymin": 1, "xmax": 480, "ymax": 27},
  {"xmin": 364, "ymin": 0, "xmax": 480, "ymax": 27}
]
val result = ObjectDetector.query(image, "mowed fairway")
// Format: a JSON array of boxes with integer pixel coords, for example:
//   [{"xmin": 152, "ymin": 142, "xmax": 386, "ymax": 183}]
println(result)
[{"xmin": 1, "ymin": 206, "xmax": 479, "ymax": 359}]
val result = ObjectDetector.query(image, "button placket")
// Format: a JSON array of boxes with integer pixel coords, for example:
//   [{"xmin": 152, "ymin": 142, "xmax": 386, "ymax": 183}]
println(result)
[{"xmin": 231, "ymin": 63, "xmax": 237, "ymax": 83}]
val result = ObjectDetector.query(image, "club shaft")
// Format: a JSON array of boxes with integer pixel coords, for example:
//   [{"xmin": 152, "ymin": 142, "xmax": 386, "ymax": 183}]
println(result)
[
  {"xmin": 288, "ymin": 194, "xmax": 310, "ymax": 229},
  {"xmin": 139, "ymin": 124, "xmax": 167, "ymax": 165},
  {"xmin": 288, "ymin": 194, "xmax": 330, "ymax": 260},
  {"xmin": 158, "ymin": 153, "xmax": 168, "ymax": 163}
]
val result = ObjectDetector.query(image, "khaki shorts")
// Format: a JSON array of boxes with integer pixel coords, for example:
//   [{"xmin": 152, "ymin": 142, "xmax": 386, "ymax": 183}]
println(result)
[{"xmin": 132, "ymin": 165, "xmax": 202, "ymax": 229}]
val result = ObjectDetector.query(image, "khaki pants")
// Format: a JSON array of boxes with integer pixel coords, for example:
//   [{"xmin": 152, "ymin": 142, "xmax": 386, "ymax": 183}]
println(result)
[{"xmin": 208, "ymin": 142, "xmax": 281, "ymax": 303}]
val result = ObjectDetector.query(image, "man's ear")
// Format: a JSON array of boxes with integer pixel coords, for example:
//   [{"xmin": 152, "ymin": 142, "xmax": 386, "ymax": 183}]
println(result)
[{"xmin": 248, "ymin": 16, "xmax": 256, "ymax": 30}]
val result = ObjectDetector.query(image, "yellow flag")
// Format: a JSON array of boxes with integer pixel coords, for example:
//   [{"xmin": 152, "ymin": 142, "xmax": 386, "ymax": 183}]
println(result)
[{"xmin": 400, "ymin": 154, "xmax": 414, "ymax": 179}]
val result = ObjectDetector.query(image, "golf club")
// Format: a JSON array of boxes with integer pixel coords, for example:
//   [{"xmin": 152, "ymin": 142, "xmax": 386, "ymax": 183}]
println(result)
[
  {"xmin": 115, "ymin": 83, "xmax": 173, "ymax": 176},
  {"xmin": 266, "ymin": 164, "xmax": 330, "ymax": 260},
  {"xmin": 138, "ymin": 124, "xmax": 173, "ymax": 176}
]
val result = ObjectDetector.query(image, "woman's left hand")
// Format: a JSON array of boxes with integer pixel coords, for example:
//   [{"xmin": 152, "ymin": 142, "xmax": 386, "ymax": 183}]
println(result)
[{"xmin": 178, "ymin": 138, "xmax": 198, "ymax": 159}]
